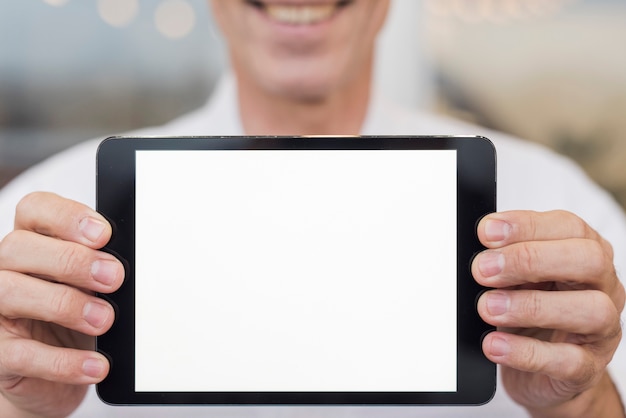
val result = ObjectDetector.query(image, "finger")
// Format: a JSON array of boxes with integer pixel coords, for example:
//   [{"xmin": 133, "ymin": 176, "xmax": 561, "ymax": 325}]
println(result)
[
  {"xmin": 0, "ymin": 230, "xmax": 123, "ymax": 292},
  {"xmin": 482, "ymin": 331, "xmax": 606, "ymax": 392},
  {"xmin": 472, "ymin": 239, "xmax": 615, "ymax": 292},
  {"xmin": 0, "ymin": 271, "xmax": 114, "ymax": 336},
  {"xmin": 13, "ymin": 192, "xmax": 111, "ymax": 249},
  {"xmin": 0, "ymin": 337, "xmax": 108, "ymax": 385},
  {"xmin": 478, "ymin": 211, "xmax": 611, "ymax": 254},
  {"xmin": 477, "ymin": 290, "xmax": 621, "ymax": 339}
]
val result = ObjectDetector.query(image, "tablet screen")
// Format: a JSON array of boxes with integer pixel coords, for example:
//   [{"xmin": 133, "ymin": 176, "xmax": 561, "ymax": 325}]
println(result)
[
  {"xmin": 134, "ymin": 149, "xmax": 457, "ymax": 393},
  {"xmin": 96, "ymin": 136, "xmax": 496, "ymax": 405}
]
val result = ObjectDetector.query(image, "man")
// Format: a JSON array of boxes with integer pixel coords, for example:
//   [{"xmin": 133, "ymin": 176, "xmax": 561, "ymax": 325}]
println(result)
[{"xmin": 0, "ymin": 0, "xmax": 624, "ymax": 416}]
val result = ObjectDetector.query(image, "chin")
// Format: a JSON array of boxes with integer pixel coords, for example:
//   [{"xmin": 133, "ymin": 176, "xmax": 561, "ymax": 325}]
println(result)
[
  {"xmin": 271, "ymin": 79, "xmax": 336, "ymax": 102},
  {"xmin": 254, "ymin": 58, "xmax": 349, "ymax": 102}
]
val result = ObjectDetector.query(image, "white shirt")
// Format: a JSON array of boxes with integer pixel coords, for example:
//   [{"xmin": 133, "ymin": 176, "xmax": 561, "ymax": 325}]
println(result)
[{"xmin": 1, "ymin": 75, "xmax": 625, "ymax": 417}]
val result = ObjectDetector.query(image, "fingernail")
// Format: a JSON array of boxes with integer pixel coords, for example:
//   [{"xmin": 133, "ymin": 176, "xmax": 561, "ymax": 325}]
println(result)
[
  {"xmin": 490, "ymin": 336, "xmax": 510, "ymax": 357},
  {"xmin": 83, "ymin": 358, "xmax": 106, "ymax": 378},
  {"xmin": 91, "ymin": 259, "xmax": 120, "ymax": 286},
  {"xmin": 478, "ymin": 251, "xmax": 504, "ymax": 277},
  {"xmin": 79, "ymin": 217, "xmax": 106, "ymax": 243},
  {"xmin": 83, "ymin": 301, "xmax": 111, "ymax": 329},
  {"xmin": 486, "ymin": 292, "xmax": 509, "ymax": 316},
  {"xmin": 484, "ymin": 219, "xmax": 511, "ymax": 242}
]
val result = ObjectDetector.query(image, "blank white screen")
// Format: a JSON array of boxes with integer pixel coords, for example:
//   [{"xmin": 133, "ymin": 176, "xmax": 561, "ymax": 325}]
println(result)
[{"xmin": 134, "ymin": 149, "xmax": 457, "ymax": 392}]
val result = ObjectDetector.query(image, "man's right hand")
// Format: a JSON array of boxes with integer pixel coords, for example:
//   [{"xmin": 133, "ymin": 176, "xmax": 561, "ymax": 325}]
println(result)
[{"xmin": 0, "ymin": 192, "xmax": 124, "ymax": 418}]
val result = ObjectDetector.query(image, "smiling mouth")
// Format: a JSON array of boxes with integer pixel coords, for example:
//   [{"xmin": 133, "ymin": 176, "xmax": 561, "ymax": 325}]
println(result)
[{"xmin": 245, "ymin": 1, "xmax": 354, "ymax": 25}]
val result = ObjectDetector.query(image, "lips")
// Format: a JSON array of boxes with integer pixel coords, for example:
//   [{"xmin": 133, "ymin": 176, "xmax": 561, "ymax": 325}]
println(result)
[{"xmin": 246, "ymin": 1, "xmax": 353, "ymax": 25}]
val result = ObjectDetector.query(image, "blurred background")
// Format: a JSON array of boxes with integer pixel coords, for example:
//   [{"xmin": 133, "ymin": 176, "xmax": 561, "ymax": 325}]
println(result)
[{"xmin": 0, "ymin": 0, "xmax": 625, "ymax": 207}]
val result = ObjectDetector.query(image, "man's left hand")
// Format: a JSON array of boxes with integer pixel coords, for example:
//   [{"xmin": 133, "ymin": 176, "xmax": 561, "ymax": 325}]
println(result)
[{"xmin": 473, "ymin": 210, "xmax": 625, "ymax": 418}]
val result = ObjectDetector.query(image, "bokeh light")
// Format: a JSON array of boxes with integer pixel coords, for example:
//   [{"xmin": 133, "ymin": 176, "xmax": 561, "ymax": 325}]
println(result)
[
  {"xmin": 42, "ymin": 0, "xmax": 70, "ymax": 6},
  {"xmin": 154, "ymin": 0, "xmax": 196, "ymax": 40},
  {"xmin": 98, "ymin": 0, "xmax": 139, "ymax": 28},
  {"xmin": 424, "ymin": 0, "xmax": 580, "ymax": 23}
]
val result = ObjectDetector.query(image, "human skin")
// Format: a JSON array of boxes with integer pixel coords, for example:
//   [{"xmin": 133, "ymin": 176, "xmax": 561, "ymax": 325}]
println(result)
[
  {"xmin": 0, "ymin": 193, "xmax": 120, "ymax": 417},
  {"xmin": 0, "ymin": 0, "xmax": 625, "ymax": 417},
  {"xmin": 474, "ymin": 211, "xmax": 625, "ymax": 417},
  {"xmin": 209, "ymin": 0, "xmax": 390, "ymax": 135}
]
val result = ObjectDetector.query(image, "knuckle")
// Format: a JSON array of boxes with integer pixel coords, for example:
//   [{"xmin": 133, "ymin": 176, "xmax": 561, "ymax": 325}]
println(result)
[
  {"xmin": 47, "ymin": 286, "xmax": 78, "ymax": 322},
  {"xmin": 48, "ymin": 351, "xmax": 86, "ymax": 384},
  {"xmin": 556, "ymin": 210, "xmax": 588, "ymax": 237},
  {"xmin": 588, "ymin": 292, "xmax": 622, "ymax": 338},
  {"xmin": 557, "ymin": 353, "xmax": 595, "ymax": 390},
  {"xmin": 513, "ymin": 210, "xmax": 539, "ymax": 240},
  {"xmin": 15, "ymin": 192, "xmax": 41, "ymax": 215},
  {"xmin": 56, "ymin": 244, "xmax": 85, "ymax": 279},
  {"xmin": 546, "ymin": 345, "xmax": 596, "ymax": 391},
  {"xmin": 527, "ymin": 212, "xmax": 539, "ymax": 239},
  {"xmin": 15, "ymin": 192, "xmax": 53, "ymax": 228},
  {"xmin": 0, "ymin": 230, "xmax": 24, "ymax": 267},
  {"xmin": 514, "ymin": 242, "xmax": 538, "ymax": 275},
  {"xmin": 49, "ymin": 351, "xmax": 74, "ymax": 379},
  {"xmin": 571, "ymin": 213, "xmax": 590, "ymax": 237},
  {"xmin": 583, "ymin": 240, "xmax": 610, "ymax": 275},
  {"xmin": 518, "ymin": 291, "xmax": 543, "ymax": 321},
  {"xmin": 521, "ymin": 340, "xmax": 545, "ymax": 373},
  {"xmin": 561, "ymin": 291, "xmax": 620, "ymax": 341},
  {"xmin": 590, "ymin": 292, "xmax": 617, "ymax": 326},
  {"xmin": 600, "ymin": 237, "xmax": 615, "ymax": 262}
]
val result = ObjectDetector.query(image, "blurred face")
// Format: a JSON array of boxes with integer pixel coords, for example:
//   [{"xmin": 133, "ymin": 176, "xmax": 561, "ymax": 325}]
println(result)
[{"xmin": 210, "ymin": 0, "xmax": 390, "ymax": 101}]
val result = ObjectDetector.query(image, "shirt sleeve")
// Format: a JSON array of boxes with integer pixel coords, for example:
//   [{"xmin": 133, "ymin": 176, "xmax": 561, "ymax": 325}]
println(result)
[{"xmin": 0, "ymin": 139, "xmax": 100, "ymax": 238}]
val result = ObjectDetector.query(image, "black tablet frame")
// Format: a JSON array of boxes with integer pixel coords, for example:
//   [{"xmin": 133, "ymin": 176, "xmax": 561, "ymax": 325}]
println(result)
[{"xmin": 96, "ymin": 135, "xmax": 497, "ymax": 406}]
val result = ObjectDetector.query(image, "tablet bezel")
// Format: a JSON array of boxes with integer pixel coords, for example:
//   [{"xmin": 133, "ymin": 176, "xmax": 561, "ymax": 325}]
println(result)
[{"xmin": 96, "ymin": 135, "xmax": 496, "ymax": 406}]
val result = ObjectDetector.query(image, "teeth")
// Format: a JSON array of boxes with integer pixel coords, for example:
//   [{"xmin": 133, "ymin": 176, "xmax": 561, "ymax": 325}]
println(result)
[{"xmin": 265, "ymin": 4, "xmax": 337, "ymax": 25}]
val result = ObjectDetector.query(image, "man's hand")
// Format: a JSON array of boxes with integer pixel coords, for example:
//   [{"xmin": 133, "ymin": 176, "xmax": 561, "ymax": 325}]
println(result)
[
  {"xmin": 0, "ymin": 192, "xmax": 124, "ymax": 417},
  {"xmin": 473, "ymin": 210, "xmax": 626, "ymax": 418}
]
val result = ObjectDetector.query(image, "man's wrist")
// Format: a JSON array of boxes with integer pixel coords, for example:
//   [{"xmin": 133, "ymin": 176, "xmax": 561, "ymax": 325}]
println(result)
[
  {"xmin": 0, "ymin": 394, "xmax": 41, "ymax": 418},
  {"xmin": 528, "ymin": 372, "xmax": 625, "ymax": 418}
]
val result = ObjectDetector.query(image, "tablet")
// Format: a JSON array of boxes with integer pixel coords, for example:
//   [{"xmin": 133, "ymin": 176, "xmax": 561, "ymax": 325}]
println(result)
[{"xmin": 96, "ymin": 135, "xmax": 497, "ymax": 406}]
